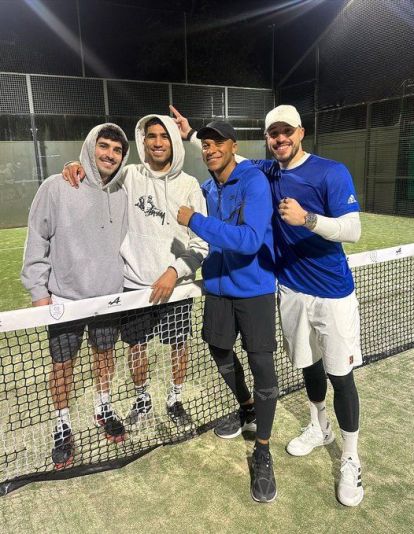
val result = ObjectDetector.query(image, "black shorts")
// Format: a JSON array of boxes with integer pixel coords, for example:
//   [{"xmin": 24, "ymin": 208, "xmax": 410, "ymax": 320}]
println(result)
[
  {"xmin": 120, "ymin": 289, "xmax": 193, "ymax": 346},
  {"xmin": 202, "ymin": 293, "xmax": 277, "ymax": 352},
  {"xmin": 48, "ymin": 314, "xmax": 120, "ymax": 363}
]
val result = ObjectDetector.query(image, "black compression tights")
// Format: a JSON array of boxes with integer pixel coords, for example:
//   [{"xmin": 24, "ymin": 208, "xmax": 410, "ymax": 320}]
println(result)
[
  {"xmin": 209, "ymin": 345, "xmax": 278, "ymax": 440},
  {"xmin": 327, "ymin": 371, "xmax": 360, "ymax": 432},
  {"xmin": 302, "ymin": 359, "xmax": 359, "ymax": 432}
]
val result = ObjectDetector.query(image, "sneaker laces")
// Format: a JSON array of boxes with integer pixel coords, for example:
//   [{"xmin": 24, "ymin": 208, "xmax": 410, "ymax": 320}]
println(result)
[
  {"xmin": 53, "ymin": 423, "xmax": 72, "ymax": 446},
  {"xmin": 253, "ymin": 450, "xmax": 272, "ymax": 475},
  {"xmin": 340, "ymin": 458, "xmax": 360, "ymax": 485},
  {"xmin": 133, "ymin": 392, "xmax": 151, "ymax": 414},
  {"xmin": 299, "ymin": 423, "xmax": 320, "ymax": 439}
]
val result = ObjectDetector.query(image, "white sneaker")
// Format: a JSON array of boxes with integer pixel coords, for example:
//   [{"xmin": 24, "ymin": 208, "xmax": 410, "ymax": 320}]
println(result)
[
  {"xmin": 337, "ymin": 457, "xmax": 364, "ymax": 507},
  {"xmin": 286, "ymin": 422, "xmax": 335, "ymax": 456}
]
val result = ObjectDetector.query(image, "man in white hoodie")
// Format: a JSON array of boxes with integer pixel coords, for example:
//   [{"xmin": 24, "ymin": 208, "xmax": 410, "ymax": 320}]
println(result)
[
  {"xmin": 63, "ymin": 115, "xmax": 208, "ymax": 427},
  {"xmin": 22, "ymin": 124, "xmax": 129, "ymax": 470}
]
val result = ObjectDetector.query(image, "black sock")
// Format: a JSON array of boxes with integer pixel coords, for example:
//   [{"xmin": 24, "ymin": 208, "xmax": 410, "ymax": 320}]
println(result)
[{"xmin": 241, "ymin": 403, "xmax": 255, "ymax": 414}]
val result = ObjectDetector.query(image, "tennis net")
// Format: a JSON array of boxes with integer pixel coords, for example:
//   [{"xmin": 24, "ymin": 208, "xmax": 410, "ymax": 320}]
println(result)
[{"xmin": 0, "ymin": 244, "xmax": 413, "ymax": 494}]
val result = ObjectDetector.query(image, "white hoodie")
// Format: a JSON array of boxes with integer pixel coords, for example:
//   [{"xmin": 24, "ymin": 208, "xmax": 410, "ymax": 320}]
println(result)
[{"xmin": 120, "ymin": 115, "xmax": 208, "ymax": 289}]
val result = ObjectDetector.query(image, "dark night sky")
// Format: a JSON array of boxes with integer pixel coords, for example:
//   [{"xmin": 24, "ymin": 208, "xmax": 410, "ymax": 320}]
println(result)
[{"xmin": 0, "ymin": 0, "xmax": 347, "ymax": 87}]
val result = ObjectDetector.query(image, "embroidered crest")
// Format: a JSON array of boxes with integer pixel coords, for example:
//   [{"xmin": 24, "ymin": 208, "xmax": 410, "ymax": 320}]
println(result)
[{"xmin": 49, "ymin": 303, "xmax": 65, "ymax": 320}]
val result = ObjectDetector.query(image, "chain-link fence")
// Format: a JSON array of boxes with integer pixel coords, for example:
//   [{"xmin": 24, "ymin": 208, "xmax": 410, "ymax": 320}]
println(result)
[
  {"xmin": 278, "ymin": 0, "xmax": 414, "ymax": 217},
  {"xmin": 0, "ymin": 73, "xmax": 273, "ymax": 228}
]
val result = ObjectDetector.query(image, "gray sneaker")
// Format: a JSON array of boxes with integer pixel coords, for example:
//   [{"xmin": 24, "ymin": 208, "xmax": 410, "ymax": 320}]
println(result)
[
  {"xmin": 251, "ymin": 448, "xmax": 277, "ymax": 503},
  {"xmin": 166, "ymin": 401, "xmax": 193, "ymax": 428},
  {"xmin": 214, "ymin": 407, "xmax": 256, "ymax": 439}
]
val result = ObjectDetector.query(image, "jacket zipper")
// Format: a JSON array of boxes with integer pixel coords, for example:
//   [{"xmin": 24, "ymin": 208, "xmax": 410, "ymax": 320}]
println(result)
[{"xmin": 217, "ymin": 185, "xmax": 223, "ymax": 295}]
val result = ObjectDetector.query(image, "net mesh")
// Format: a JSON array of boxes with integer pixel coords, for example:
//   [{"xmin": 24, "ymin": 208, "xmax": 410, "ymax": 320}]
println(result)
[{"xmin": 0, "ymin": 244, "xmax": 413, "ymax": 494}]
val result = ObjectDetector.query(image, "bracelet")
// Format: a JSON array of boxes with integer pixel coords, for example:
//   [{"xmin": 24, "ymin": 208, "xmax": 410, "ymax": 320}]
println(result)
[{"xmin": 186, "ymin": 128, "xmax": 196, "ymax": 141}]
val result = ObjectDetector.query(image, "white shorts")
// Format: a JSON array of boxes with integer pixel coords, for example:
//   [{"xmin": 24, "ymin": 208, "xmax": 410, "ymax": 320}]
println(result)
[{"xmin": 278, "ymin": 285, "xmax": 362, "ymax": 376}]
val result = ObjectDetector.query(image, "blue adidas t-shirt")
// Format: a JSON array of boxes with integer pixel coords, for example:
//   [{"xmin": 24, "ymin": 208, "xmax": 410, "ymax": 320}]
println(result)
[{"xmin": 252, "ymin": 154, "xmax": 360, "ymax": 298}]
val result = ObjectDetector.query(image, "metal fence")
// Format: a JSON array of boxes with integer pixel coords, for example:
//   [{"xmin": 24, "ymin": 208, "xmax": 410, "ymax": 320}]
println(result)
[
  {"xmin": 0, "ymin": 72, "xmax": 273, "ymax": 228},
  {"xmin": 277, "ymin": 0, "xmax": 414, "ymax": 217}
]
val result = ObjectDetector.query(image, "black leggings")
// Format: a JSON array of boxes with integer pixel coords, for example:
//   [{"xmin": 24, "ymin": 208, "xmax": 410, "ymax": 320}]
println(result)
[
  {"xmin": 209, "ymin": 345, "xmax": 278, "ymax": 440},
  {"xmin": 302, "ymin": 359, "xmax": 360, "ymax": 432}
]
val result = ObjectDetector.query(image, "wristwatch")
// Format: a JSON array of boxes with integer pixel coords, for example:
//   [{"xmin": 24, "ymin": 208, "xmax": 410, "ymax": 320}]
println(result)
[{"xmin": 304, "ymin": 212, "xmax": 318, "ymax": 230}]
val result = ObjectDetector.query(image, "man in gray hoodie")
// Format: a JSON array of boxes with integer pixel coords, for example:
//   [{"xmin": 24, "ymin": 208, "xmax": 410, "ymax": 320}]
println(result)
[
  {"xmin": 63, "ymin": 115, "xmax": 208, "ymax": 428},
  {"xmin": 21, "ymin": 124, "xmax": 129, "ymax": 469}
]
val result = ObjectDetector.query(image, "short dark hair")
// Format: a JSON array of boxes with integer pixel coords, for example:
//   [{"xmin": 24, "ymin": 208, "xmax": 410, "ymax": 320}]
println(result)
[
  {"xmin": 96, "ymin": 126, "xmax": 128, "ymax": 157},
  {"xmin": 144, "ymin": 117, "xmax": 167, "ymax": 135}
]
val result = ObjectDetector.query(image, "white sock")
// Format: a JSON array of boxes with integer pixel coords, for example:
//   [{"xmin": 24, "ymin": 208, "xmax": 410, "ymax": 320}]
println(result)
[
  {"xmin": 167, "ymin": 383, "xmax": 183, "ymax": 407},
  {"xmin": 56, "ymin": 407, "xmax": 71, "ymax": 430},
  {"xmin": 95, "ymin": 391, "xmax": 111, "ymax": 415},
  {"xmin": 309, "ymin": 400, "xmax": 329, "ymax": 432},
  {"xmin": 340, "ymin": 428, "xmax": 360, "ymax": 463}
]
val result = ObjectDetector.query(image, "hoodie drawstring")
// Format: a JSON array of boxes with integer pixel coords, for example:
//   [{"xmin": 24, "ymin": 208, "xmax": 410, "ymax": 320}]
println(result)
[
  {"xmin": 164, "ymin": 178, "xmax": 169, "ymax": 225},
  {"xmin": 106, "ymin": 188, "xmax": 113, "ymax": 223}
]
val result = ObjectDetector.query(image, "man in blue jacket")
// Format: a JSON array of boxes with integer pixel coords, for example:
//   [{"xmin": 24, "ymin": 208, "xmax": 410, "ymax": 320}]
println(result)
[{"xmin": 177, "ymin": 121, "xmax": 278, "ymax": 504}]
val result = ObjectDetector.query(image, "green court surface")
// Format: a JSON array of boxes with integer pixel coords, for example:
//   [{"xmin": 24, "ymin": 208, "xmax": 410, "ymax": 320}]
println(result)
[
  {"xmin": 1, "ymin": 349, "xmax": 413, "ymax": 534},
  {"xmin": 0, "ymin": 213, "xmax": 413, "ymax": 533}
]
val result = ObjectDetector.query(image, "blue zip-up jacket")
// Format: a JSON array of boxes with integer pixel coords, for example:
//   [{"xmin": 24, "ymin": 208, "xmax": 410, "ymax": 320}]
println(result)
[{"xmin": 189, "ymin": 160, "xmax": 276, "ymax": 298}]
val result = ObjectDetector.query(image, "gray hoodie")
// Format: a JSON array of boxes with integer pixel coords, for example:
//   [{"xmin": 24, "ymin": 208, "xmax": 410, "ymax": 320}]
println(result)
[
  {"xmin": 120, "ymin": 114, "xmax": 208, "ymax": 289},
  {"xmin": 21, "ymin": 123, "xmax": 129, "ymax": 302}
]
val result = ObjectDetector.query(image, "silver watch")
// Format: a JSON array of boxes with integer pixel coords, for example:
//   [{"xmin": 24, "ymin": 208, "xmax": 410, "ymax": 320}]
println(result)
[{"xmin": 304, "ymin": 212, "xmax": 317, "ymax": 230}]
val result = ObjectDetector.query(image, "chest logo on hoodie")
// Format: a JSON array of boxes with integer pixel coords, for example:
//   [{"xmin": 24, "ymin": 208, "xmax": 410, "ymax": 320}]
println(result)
[{"xmin": 135, "ymin": 195, "xmax": 165, "ymax": 225}]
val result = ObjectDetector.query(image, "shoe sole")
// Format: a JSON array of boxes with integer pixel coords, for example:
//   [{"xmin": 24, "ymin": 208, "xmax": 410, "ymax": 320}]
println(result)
[
  {"xmin": 54, "ymin": 456, "xmax": 74, "ymax": 471},
  {"xmin": 105, "ymin": 432, "xmax": 127, "ymax": 444},
  {"xmin": 214, "ymin": 421, "xmax": 257, "ymax": 440},
  {"xmin": 251, "ymin": 487, "xmax": 277, "ymax": 503},
  {"xmin": 286, "ymin": 432, "xmax": 335, "ymax": 456}
]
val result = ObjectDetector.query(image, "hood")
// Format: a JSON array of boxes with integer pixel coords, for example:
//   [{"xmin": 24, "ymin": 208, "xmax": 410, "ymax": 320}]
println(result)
[
  {"xmin": 135, "ymin": 114, "xmax": 184, "ymax": 180},
  {"xmin": 79, "ymin": 122, "xmax": 130, "ymax": 190}
]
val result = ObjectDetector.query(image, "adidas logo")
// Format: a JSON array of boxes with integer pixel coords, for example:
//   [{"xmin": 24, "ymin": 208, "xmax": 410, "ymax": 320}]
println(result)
[{"xmin": 347, "ymin": 194, "xmax": 357, "ymax": 204}]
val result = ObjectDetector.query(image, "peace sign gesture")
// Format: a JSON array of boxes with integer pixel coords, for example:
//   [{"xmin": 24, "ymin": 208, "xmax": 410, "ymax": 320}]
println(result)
[{"xmin": 169, "ymin": 105, "xmax": 193, "ymax": 140}]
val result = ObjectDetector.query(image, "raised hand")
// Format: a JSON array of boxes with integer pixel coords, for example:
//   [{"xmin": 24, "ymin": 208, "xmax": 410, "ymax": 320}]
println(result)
[{"xmin": 169, "ymin": 105, "xmax": 193, "ymax": 139}]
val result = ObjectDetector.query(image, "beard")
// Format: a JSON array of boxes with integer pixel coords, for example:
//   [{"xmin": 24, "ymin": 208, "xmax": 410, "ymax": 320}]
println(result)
[{"xmin": 272, "ymin": 142, "xmax": 300, "ymax": 164}]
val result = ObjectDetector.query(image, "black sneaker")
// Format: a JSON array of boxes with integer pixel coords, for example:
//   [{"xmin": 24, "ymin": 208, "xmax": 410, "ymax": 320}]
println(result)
[
  {"xmin": 95, "ymin": 404, "xmax": 126, "ymax": 443},
  {"xmin": 251, "ymin": 449, "xmax": 277, "ymax": 503},
  {"xmin": 166, "ymin": 401, "xmax": 192, "ymax": 427},
  {"xmin": 125, "ymin": 392, "xmax": 153, "ymax": 425},
  {"xmin": 214, "ymin": 407, "xmax": 256, "ymax": 439},
  {"xmin": 52, "ymin": 423, "xmax": 74, "ymax": 470}
]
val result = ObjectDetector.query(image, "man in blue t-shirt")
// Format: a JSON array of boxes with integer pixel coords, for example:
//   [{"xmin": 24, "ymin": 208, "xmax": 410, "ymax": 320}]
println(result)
[{"xmin": 172, "ymin": 104, "xmax": 364, "ymax": 508}]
